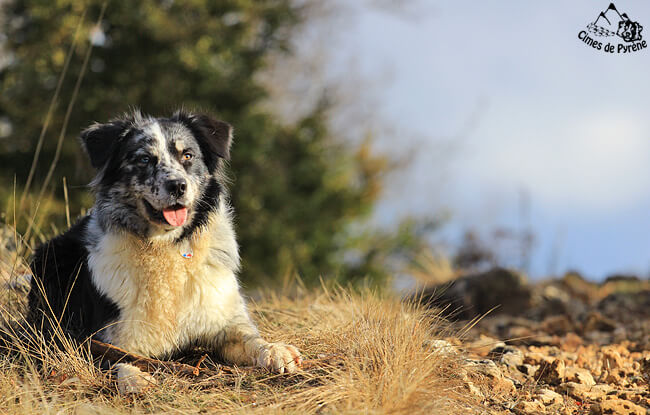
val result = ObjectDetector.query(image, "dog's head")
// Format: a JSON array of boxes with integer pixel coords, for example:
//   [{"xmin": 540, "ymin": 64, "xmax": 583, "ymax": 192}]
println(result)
[
  {"xmin": 617, "ymin": 20, "xmax": 643, "ymax": 42},
  {"xmin": 81, "ymin": 110, "xmax": 232, "ymax": 239}
]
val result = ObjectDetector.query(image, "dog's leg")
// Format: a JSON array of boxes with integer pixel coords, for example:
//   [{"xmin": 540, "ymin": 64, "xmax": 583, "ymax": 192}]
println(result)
[
  {"xmin": 219, "ymin": 313, "xmax": 302, "ymax": 374},
  {"xmin": 115, "ymin": 363, "xmax": 157, "ymax": 394}
]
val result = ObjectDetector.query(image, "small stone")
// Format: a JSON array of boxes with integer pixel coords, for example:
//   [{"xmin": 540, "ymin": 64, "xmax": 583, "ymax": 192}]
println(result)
[
  {"xmin": 492, "ymin": 378, "xmax": 517, "ymax": 394},
  {"xmin": 495, "ymin": 376, "xmax": 517, "ymax": 394},
  {"xmin": 424, "ymin": 339, "xmax": 458, "ymax": 356},
  {"xmin": 465, "ymin": 359, "xmax": 501, "ymax": 378},
  {"xmin": 565, "ymin": 367, "xmax": 596, "ymax": 386},
  {"xmin": 589, "ymin": 398, "xmax": 645, "ymax": 415},
  {"xmin": 524, "ymin": 352, "xmax": 552, "ymax": 366},
  {"xmin": 507, "ymin": 326, "xmax": 534, "ymax": 342},
  {"xmin": 489, "ymin": 345, "xmax": 524, "ymax": 368},
  {"xmin": 559, "ymin": 382, "xmax": 612, "ymax": 402},
  {"xmin": 501, "ymin": 351, "xmax": 524, "ymax": 368},
  {"xmin": 603, "ymin": 369, "xmax": 626, "ymax": 386},
  {"xmin": 464, "ymin": 359, "xmax": 516, "ymax": 394},
  {"xmin": 468, "ymin": 335, "xmax": 505, "ymax": 357},
  {"xmin": 541, "ymin": 315, "xmax": 574, "ymax": 335},
  {"xmin": 560, "ymin": 332, "xmax": 583, "ymax": 351},
  {"xmin": 517, "ymin": 364, "xmax": 539, "ymax": 377},
  {"xmin": 513, "ymin": 400, "xmax": 546, "ymax": 415},
  {"xmin": 583, "ymin": 311, "xmax": 618, "ymax": 333},
  {"xmin": 641, "ymin": 357, "xmax": 650, "ymax": 381},
  {"xmin": 537, "ymin": 358, "xmax": 565, "ymax": 385},
  {"xmin": 629, "ymin": 395, "xmax": 650, "ymax": 407},
  {"xmin": 602, "ymin": 349, "xmax": 624, "ymax": 370},
  {"xmin": 536, "ymin": 388, "xmax": 563, "ymax": 406}
]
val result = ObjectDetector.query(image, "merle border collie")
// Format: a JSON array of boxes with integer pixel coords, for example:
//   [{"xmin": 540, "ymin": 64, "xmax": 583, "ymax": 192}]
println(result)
[{"xmin": 27, "ymin": 110, "xmax": 301, "ymax": 393}]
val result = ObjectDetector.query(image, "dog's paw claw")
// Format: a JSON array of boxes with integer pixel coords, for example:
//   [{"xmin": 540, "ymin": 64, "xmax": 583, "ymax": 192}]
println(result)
[
  {"xmin": 116, "ymin": 363, "xmax": 157, "ymax": 394},
  {"xmin": 256, "ymin": 342, "xmax": 302, "ymax": 374}
]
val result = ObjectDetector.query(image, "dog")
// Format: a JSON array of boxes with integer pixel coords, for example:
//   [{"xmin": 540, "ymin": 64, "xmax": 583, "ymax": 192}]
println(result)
[
  {"xmin": 27, "ymin": 110, "xmax": 301, "ymax": 393},
  {"xmin": 617, "ymin": 19, "xmax": 643, "ymax": 42}
]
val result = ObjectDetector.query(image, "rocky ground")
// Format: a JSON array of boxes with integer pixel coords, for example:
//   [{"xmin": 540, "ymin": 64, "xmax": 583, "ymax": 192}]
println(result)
[{"xmin": 419, "ymin": 269, "xmax": 650, "ymax": 414}]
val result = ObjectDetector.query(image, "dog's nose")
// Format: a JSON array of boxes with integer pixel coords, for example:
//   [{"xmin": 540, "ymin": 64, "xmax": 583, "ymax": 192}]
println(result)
[{"xmin": 165, "ymin": 179, "xmax": 187, "ymax": 198}]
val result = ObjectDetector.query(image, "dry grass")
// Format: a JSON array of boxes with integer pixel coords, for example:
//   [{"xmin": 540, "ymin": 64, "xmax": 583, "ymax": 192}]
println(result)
[
  {"xmin": 0, "ymin": 218, "xmax": 492, "ymax": 414},
  {"xmin": 0, "ymin": 288, "xmax": 486, "ymax": 414}
]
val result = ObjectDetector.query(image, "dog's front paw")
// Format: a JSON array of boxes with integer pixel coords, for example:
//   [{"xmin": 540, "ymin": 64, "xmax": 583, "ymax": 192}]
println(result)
[
  {"xmin": 116, "ymin": 363, "xmax": 157, "ymax": 394},
  {"xmin": 256, "ymin": 342, "xmax": 302, "ymax": 374}
]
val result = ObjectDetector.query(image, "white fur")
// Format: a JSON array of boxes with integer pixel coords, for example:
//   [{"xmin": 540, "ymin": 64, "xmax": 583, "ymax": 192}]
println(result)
[
  {"xmin": 86, "ymin": 201, "xmax": 245, "ymax": 357},
  {"xmin": 175, "ymin": 139, "xmax": 185, "ymax": 153},
  {"xmin": 116, "ymin": 363, "xmax": 157, "ymax": 394},
  {"xmin": 145, "ymin": 121, "xmax": 171, "ymax": 166}
]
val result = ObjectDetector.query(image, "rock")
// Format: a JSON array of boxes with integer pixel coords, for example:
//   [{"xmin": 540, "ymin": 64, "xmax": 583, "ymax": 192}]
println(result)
[
  {"xmin": 560, "ymin": 272, "xmax": 598, "ymax": 302},
  {"xmin": 464, "ymin": 359, "xmax": 501, "ymax": 378},
  {"xmin": 536, "ymin": 358, "xmax": 565, "ymax": 385},
  {"xmin": 524, "ymin": 352, "xmax": 553, "ymax": 366},
  {"xmin": 602, "ymin": 369, "xmax": 626, "ymax": 386},
  {"xmin": 615, "ymin": 388, "xmax": 649, "ymax": 406},
  {"xmin": 535, "ymin": 388, "xmax": 563, "ymax": 406},
  {"xmin": 501, "ymin": 351, "xmax": 524, "ymax": 368},
  {"xmin": 517, "ymin": 364, "xmax": 539, "ymax": 377},
  {"xmin": 564, "ymin": 367, "xmax": 596, "ymax": 386},
  {"xmin": 424, "ymin": 339, "xmax": 458, "ymax": 356},
  {"xmin": 641, "ymin": 357, "xmax": 650, "ymax": 382},
  {"xmin": 584, "ymin": 330, "xmax": 614, "ymax": 345},
  {"xmin": 531, "ymin": 280, "xmax": 589, "ymax": 320},
  {"xmin": 467, "ymin": 335, "xmax": 504, "ymax": 357},
  {"xmin": 414, "ymin": 267, "xmax": 532, "ymax": 320},
  {"xmin": 589, "ymin": 398, "xmax": 645, "ymax": 415},
  {"xmin": 513, "ymin": 400, "xmax": 546, "ymax": 414},
  {"xmin": 560, "ymin": 332, "xmax": 583, "ymax": 351},
  {"xmin": 558, "ymin": 382, "xmax": 613, "ymax": 402},
  {"xmin": 488, "ymin": 345, "xmax": 524, "ymax": 368},
  {"xmin": 601, "ymin": 347, "xmax": 624, "ymax": 369},
  {"xmin": 612, "ymin": 326, "xmax": 628, "ymax": 343},
  {"xmin": 541, "ymin": 315, "xmax": 574, "ymax": 335},
  {"xmin": 604, "ymin": 274, "xmax": 641, "ymax": 284},
  {"xmin": 463, "ymin": 359, "xmax": 516, "ymax": 394},
  {"xmin": 507, "ymin": 326, "xmax": 535, "ymax": 344},
  {"xmin": 583, "ymin": 311, "xmax": 618, "ymax": 333},
  {"xmin": 597, "ymin": 291, "xmax": 650, "ymax": 321}
]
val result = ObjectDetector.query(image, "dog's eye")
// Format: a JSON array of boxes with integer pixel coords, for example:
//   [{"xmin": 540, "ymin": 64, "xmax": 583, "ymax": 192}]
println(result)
[
  {"xmin": 182, "ymin": 152, "xmax": 193, "ymax": 161},
  {"xmin": 138, "ymin": 155, "xmax": 151, "ymax": 165}
]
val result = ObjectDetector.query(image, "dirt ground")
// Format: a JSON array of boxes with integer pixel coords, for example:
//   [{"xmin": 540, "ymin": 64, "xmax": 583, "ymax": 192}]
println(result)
[{"xmin": 421, "ymin": 269, "xmax": 650, "ymax": 414}]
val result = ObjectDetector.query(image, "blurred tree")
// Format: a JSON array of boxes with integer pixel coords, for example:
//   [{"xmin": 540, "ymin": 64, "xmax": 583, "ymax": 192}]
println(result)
[{"xmin": 0, "ymin": 0, "xmax": 394, "ymax": 285}]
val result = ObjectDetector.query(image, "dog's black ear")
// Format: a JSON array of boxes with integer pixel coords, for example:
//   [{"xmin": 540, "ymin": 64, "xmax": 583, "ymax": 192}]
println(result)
[
  {"xmin": 174, "ymin": 111, "xmax": 233, "ymax": 172},
  {"xmin": 80, "ymin": 121, "xmax": 128, "ymax": 169}
]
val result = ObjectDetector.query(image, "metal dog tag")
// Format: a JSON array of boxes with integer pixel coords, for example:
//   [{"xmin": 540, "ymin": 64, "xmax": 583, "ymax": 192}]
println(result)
[{"xmin": 180, "ymin": 241, "xmax": 193, "ymax": 259}]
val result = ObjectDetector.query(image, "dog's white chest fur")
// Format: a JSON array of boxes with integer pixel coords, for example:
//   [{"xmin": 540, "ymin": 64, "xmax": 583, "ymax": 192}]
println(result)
[{"xmin": 86, "ymin": 211, "xmax": 243, "ymax": 357}]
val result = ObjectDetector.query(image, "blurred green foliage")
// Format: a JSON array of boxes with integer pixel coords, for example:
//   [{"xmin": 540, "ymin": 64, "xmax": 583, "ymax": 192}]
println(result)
[{"xmin": 0, "ymin": 0, "xmax": 429, "ymax": 286}]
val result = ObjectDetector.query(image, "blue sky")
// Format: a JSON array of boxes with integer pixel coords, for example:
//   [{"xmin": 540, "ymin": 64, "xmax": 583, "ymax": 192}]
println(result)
[{"xmin": 318, "ymin": 1, "xmax": 650, "ymax": 279}]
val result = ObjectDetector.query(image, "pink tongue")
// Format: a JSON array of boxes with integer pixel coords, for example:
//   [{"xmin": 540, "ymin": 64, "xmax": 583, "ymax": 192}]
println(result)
[{"xmin": 162, "ymin": 207, "xmax": 188, "ymax": 227}]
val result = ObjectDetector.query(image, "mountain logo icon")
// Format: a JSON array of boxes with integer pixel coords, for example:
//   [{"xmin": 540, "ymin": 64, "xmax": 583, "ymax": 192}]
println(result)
[
  {"xmin": 578, "ymin": 3, "xmax": 646, "ymax": 53},
  {"xmin": 587, "ymin": 3, "xmax": 642, "ymax": 42}
]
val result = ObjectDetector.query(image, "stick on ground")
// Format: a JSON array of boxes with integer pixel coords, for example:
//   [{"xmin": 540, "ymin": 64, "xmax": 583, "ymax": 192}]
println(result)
[
  {"xmin": 89, "ymin": 339, "xmax": 335, "ymax": 378},
  {"xmin": 89, "ymin": 339, "xmax": 222, "ymax": 378}
]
